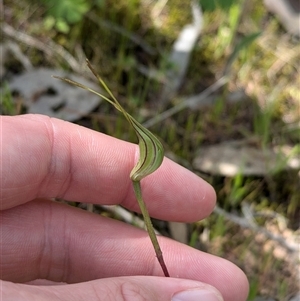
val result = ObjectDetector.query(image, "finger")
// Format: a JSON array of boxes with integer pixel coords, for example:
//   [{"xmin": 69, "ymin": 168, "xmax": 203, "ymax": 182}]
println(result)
[
  {"xmin": 1, "ymin": 114, "xmax": 216, "ymax": 222},
  {"xmin": 2, "ymin": 277, "xmax": 225, "ymax": 301},
  {"xmin": 1, "ymin": 200, "xmax": 249, "ymax": 301}
]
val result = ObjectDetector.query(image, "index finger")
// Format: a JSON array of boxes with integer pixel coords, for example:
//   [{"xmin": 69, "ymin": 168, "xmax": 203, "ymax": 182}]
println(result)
[{"xmin": 1, "ymin": 114, "xmax": 216, "ymax": 221}]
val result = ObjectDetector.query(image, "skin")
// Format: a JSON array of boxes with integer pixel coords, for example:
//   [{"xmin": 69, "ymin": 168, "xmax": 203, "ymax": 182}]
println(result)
[{"xmin": 0, "ymin": 114, "xmax": 249, "ymax": 301}]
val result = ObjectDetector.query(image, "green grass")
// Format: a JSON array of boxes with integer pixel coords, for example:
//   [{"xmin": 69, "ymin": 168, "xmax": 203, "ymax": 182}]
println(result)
[
  {"xmin": 4, "ymin": 0, "xmax": 300, "ymax": 299},
  {"xmin": 0, "ymin": 82, "xmax": 20, "ymax": 115}
]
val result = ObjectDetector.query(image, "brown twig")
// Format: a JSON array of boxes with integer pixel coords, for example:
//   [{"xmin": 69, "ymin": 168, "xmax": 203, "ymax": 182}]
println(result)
[{"xmin": 1, "ymin": 23, "xmax": 84, "ymax": 75}]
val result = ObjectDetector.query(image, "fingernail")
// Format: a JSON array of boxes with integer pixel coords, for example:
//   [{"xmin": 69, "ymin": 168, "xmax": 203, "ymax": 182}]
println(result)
[{"xmin": 172, "ymin": 289, "xmax": 223, "ymax": 301}]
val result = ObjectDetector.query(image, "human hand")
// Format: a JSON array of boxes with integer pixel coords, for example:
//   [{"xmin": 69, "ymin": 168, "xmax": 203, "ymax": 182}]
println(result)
[{"xmin": 0, "ymin": 114, "xmax": 249, "ymax": 301}]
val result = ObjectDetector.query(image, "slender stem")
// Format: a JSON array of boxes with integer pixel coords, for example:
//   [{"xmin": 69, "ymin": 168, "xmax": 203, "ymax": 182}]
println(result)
[{"xmin": 132, "ymin": 181, "xmax": 170, "ymax": 277}]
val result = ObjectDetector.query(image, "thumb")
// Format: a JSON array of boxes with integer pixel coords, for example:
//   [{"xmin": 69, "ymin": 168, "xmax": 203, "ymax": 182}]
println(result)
[{"xmin": 2, "ymin": 277, "xmax": 224, "ymax": 301}]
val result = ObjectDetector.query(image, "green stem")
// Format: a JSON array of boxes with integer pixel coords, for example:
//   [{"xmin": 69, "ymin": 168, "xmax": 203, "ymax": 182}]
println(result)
[{"xmin": 132, "ymin": 181, "xmax": 170, "ymax": 277}]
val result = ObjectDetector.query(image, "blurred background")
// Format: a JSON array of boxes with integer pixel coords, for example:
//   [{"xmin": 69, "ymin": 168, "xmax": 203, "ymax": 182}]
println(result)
[{"xmin": 1, "ymin": 0, "xmax": 299, "ymax": 300}]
